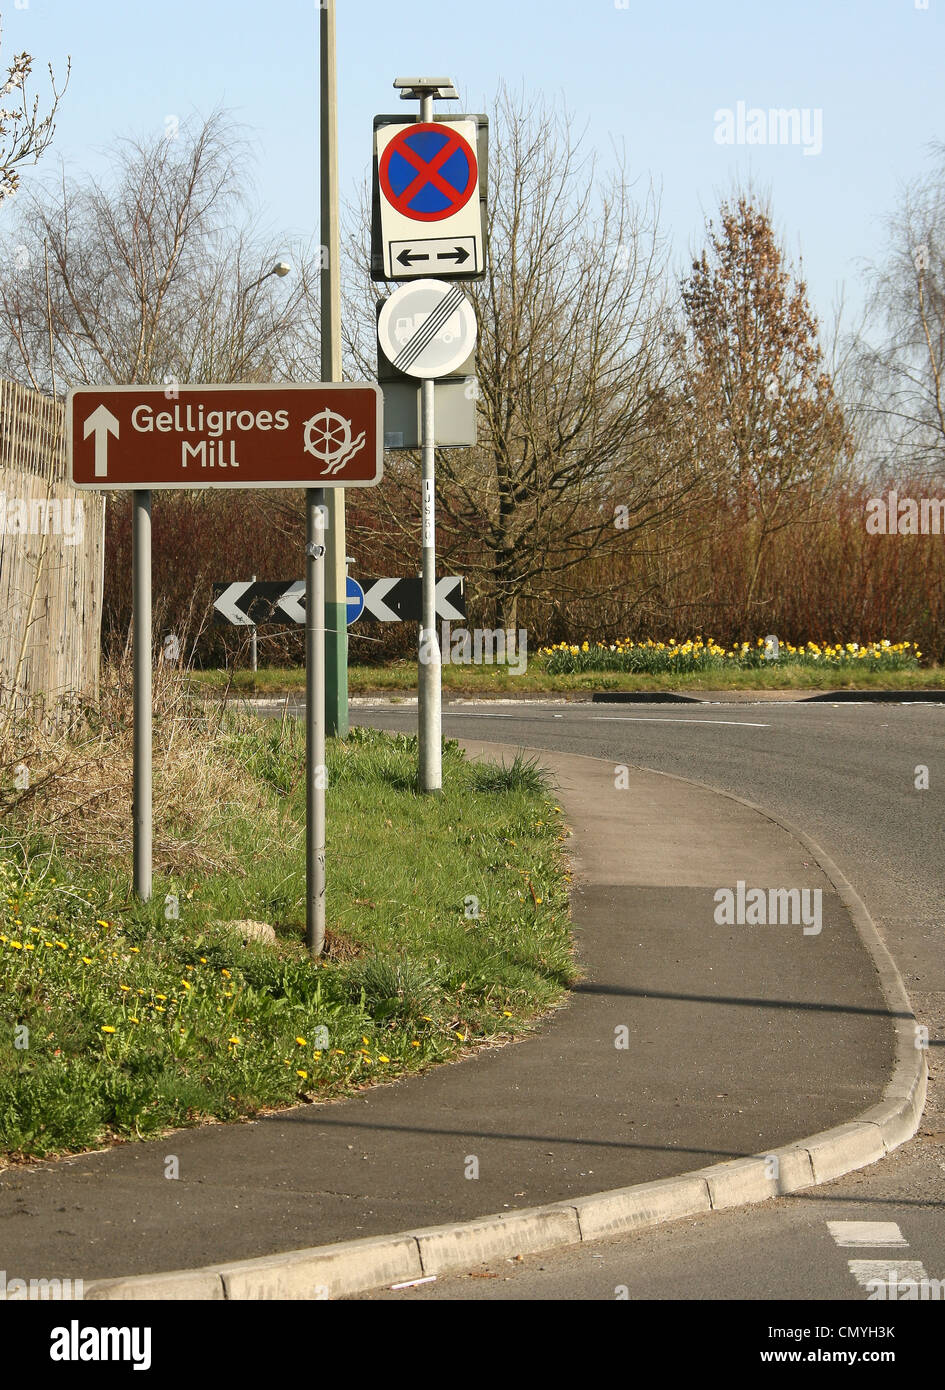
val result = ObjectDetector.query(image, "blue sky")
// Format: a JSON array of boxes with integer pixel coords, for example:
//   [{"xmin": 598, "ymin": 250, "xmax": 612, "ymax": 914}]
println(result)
[{"xmin": 4, "ymin": 0, "xmax": 943, "ymax": 334}]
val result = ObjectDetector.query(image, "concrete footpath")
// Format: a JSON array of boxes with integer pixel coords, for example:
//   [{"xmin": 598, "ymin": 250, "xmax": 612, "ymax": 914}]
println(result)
[{"xmin": 0, "ymin": 744, "xmax": 913, "ymax": 1289}]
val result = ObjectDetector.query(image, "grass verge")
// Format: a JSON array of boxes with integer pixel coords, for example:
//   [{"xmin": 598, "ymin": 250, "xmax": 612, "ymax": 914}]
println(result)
[
  {"xmin": 0, "ymin": 697, "xmax": 573, "ymax": 1161},
  {"xmin": 187, "ymin": 661, "xmax": 945, "ymax": 698}
]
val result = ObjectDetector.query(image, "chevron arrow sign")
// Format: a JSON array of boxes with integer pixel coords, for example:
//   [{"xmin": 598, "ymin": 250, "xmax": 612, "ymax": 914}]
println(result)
[{"xmin": 213, "ymin": 578, "xmax": 465, "ymax": 626}]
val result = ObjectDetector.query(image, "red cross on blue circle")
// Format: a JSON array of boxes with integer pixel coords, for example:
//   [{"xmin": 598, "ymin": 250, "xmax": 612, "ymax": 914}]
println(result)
[{"xmin": 379, "ymin": 123, "xmax": 478, "ymax": 222}]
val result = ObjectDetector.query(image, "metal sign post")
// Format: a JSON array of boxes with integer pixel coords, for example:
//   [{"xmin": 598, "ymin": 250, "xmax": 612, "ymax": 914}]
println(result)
[
  {"xmin": 68, "ymin": 382, "xmax": 382, "ymax": 949},
  {"xmin": 306, "ymin": 490, "xmax": 327, "ymax": 955},
  {"xmin": 418, "ymin": 373, "xmax": 441, "ymax": 790},
  {"xmin": 377, "ymin": 278, "xmax": 476, "ymax": 794},
  {"xmin": 132, "ymin": 490, "xmax": 152, "ymax": 901},
  {"xmin": 373, "ymin": 78, "xmax": 486, "ymax": 793}
]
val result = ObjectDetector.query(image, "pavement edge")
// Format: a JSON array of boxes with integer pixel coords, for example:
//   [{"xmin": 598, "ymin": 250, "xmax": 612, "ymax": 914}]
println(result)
[{"xmin": 83, "ymin": 754, "xmax": 928, "ymax": 1301}]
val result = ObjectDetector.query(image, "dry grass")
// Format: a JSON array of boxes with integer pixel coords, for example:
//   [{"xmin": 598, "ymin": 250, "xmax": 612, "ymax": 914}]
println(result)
[{"xmin": 0, "ymin": 654, "xmax": 295, "ymax": 876}]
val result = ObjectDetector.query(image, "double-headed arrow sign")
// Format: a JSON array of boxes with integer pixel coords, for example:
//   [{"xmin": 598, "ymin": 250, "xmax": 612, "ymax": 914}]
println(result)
[
  {"xmin": 395, "ymin": 244, "xmax": 472, "ymax": 270},
  {"xmin": 213, "ymin": 577, "xmax": 465, "ymax": 626}
]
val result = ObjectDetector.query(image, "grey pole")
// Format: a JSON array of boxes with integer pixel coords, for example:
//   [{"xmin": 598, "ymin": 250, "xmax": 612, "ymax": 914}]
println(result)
[
  {"xmin": 320, "ymin": 0, "xmax": 348, "ymax": 738},
  {"xmin": 306, "ymin": 490, "xmax": 327, "ymax": 956},
  {"xmin": 416, "ymin": 88, "xmax": 443, "ymax": 793},
  {"xmin": 132, "ymin": 489, "xmax": 152, "ymax": 901},
  {"xmin": 418, "ymin": 374, "xmax": 442, "ymax": 791},
  {"xmin": 249, "ymin": 572, "xmax": 258, "ymax": 673}
]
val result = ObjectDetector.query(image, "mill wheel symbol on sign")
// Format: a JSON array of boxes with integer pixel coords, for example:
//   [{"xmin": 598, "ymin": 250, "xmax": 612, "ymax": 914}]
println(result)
[
  {"xmin": 303, "ymin": 409, "xmax": 366, "ymax": 476},
  {"xmin": 379, "ymin": 123, "xmax": 478, "ymax": 221}
]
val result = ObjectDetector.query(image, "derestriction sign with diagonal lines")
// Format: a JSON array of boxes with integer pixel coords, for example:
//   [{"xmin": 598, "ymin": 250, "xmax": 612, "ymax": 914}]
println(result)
[
  {"xmin": 373, "ymin": 116, "xmax": 487, "ymax": 281},
  {"xmin": 67, "ymin": 383, "xmax": 383, "ymax": 489},
  {"xmin": 377, "ymin": 280, "xmax": 477, "ymax": 381}
]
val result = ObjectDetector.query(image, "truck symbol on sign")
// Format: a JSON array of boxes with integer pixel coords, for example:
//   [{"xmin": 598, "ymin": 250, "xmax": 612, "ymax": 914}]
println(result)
[{"xmin": 392, "ymin": 312, "xmax": 459, "ymax": 347}]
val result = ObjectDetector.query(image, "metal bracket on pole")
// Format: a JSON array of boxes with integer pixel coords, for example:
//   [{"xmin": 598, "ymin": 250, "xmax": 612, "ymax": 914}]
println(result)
[
  {"xmin": 133, "ymin": 489, "xmax": 152, "ymax": 901},
  {"xmin": 306, "ymin": 490, "xmax": 327, "ymax": 955}
]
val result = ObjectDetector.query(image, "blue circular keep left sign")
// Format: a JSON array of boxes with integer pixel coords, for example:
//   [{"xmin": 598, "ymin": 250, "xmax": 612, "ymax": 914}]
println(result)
[{"xmin": 346, "ymin": 576, "xmax": 365, "ymax": 626}]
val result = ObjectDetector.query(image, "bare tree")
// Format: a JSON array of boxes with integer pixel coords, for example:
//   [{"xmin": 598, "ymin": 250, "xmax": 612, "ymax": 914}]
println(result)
[
  {"xmin": 0, "ymin": 14, "xmax": 69, "ymax": 205},
  {"xmin": 343, "ymin": 85, "xmax": 696, "ymax": 633},
  {"xmin": 857, "ymin": 143, "xmax": 945, "ymax": 482},
  {"xmin": 0, "ymin": 111, "xmax": 320, "ymax": 393}
]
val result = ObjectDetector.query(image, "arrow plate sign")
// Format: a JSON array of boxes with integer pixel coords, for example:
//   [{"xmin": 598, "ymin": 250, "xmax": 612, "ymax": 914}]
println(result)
[
  {"xmin": 213, "ymin": 578, "xmax": 466, "ymax": 626},
  {"xmin": 67, "ymin": 383, "xmax": 383, "ymax": 490},
  {"xmin": 389, "ymin": 236, "xmax": 479, "ymax": 276}
]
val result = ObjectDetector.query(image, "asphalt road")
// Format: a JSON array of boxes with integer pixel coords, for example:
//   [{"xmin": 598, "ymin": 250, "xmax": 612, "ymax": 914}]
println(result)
[{"xmin": 344, "ymin": 698, "xmax": 945, "ymax": 1302}]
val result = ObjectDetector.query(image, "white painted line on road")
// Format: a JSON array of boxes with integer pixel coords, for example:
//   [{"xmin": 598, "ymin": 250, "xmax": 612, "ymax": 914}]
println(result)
[
  {"xmin": 590, "ymin": 716, "xmax": 771, "ymax": 728},
  {"xmin": 847, "ymin": 1259, "xmax": 928, "ymax": 1290},
  {"xmin": 828, "ymin": 1221, "xmax": 908, "ymax": 1247}
]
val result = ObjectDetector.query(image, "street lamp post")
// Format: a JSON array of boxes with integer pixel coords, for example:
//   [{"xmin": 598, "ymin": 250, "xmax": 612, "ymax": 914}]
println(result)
[
  {"xmin": 240, "ymin": 261, "xmax": 291, "ymax": 300},
  {"xmin": 237, "ymin": 263, "xmax": 290, "ymax": 676}
]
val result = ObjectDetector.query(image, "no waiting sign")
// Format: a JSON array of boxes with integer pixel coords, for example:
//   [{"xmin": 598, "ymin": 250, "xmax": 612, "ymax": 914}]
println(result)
[
  {"xmin": 67, "ymin": 383, "xmax": 383, "ymax": 489},
  {"xmin": 372, "ymin": 115, "xmax": 488, "ymax": 282}
]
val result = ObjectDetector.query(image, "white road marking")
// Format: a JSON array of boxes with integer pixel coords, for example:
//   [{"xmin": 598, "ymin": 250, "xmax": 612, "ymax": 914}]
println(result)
[
  {"xmin": 847, "ymin": 1259, "xmax": 928, "ymax": 1290},
  {"xmin": 446, "ymin": 712, "xmax": 512, "ymax": 718},
  {"xmin": 828, "ymin": 1221, "xmax": 908, "ymax": 1247},
  {"xmin": 590, "ymin": 716, "xmax": 770, "ymax": 728}
]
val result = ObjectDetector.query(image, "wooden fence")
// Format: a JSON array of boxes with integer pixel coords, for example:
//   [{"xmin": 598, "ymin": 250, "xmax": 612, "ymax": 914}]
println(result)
[{"xmin": 0, "ymin": 379, "xmax": 105, "ymax": 714}]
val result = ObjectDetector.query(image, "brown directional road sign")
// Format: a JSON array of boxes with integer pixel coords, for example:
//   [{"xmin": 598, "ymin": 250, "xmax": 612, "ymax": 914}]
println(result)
[{"xmin": 67, "ymin": 383, "xmax": 383, "ymax": 489}]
